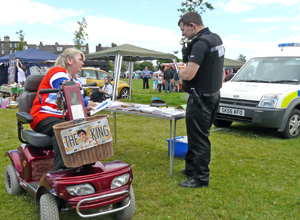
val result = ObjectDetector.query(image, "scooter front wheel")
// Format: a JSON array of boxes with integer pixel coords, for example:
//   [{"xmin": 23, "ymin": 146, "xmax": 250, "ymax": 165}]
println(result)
[
  {"xmin": 5, "ymin": 164, "xmax": 24, "ymax": 195},
  {"xmin": 114, "ymin": 185, "xmax": 136, "ymax": 220},
  {"xmin": 40, "ymin": 193, "xmax": 59, "ymax": 220}
]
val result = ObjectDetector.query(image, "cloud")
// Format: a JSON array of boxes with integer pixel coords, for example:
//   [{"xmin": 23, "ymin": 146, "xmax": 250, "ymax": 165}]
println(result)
[
  {"xmin": 228, "ymin": 35, "xmax": 243, "ymax": 39},
  {"xmin": 258, "ymin": 27, "xmax": 278, "ymax": 33},
  {"xmin": 290, "ymin": 26, "xmax": 300, "ymax": 30},
  {"xmin": 219, "ymin": 0, "xmax": 300, "ymax": 13},
  {"xmin": 83, "ymin": 16, "xmax": 181, "ymax": 53},
  {"xmin": 242, "ymin": 15, "xmax": 300, "ymax": 22},
  {"xmin": 0, "ymin": 0, "xmax": 84, "ymax": 25}
]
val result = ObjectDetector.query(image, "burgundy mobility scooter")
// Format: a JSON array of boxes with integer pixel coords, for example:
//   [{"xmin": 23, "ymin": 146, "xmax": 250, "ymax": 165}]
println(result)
[{"xmin": 5, "ymin": 74, "xmax": 135, "ymax": 220}]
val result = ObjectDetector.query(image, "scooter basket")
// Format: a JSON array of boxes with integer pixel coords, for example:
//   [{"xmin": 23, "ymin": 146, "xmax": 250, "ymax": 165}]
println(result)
[{"xmin": 53, "ymin": 114, "xmax": 114, "ymax": 168}]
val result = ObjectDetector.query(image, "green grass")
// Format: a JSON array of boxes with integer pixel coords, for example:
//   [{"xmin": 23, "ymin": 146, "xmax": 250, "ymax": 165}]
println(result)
[{"xmin": 1, "ymin": 79, "xmax": 300, "ymax": 219}]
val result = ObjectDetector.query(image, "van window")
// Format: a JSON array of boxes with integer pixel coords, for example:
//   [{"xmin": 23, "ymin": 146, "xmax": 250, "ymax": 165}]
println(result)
[{"xmin": 233, "ymin": 57, "xmax": 300, "ymax": 84}]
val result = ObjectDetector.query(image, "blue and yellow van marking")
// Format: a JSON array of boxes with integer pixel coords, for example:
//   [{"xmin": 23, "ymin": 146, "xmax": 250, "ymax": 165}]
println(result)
[{"xmin": 281, "ymin": 91, "xmax": 300, "ymax": 108}]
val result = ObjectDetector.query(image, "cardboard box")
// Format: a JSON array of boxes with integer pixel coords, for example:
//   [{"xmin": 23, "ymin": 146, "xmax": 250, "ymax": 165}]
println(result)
[{"xmin": 167, "ymin": 136, "xmax": 188, "ymax": 158}]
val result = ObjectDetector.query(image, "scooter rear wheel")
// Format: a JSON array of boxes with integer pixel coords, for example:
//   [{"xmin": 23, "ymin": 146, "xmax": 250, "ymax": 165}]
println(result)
[
  {"xmin": 40, "ymin": 193, "xmax": 59, "ymax": 220},
  {"xmin": 5, "ymin": 164, "xmax": 24, "ymax": 195}
]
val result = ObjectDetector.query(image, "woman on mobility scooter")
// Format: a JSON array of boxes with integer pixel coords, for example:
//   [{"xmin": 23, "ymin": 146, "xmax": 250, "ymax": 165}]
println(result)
[
  {"xmin": 5, "ymin": 48, "xmax": 136, "ymax": 220},
  {"xmin": 30, "ymin": 48, "xmax": 97, "ymax": 170}
]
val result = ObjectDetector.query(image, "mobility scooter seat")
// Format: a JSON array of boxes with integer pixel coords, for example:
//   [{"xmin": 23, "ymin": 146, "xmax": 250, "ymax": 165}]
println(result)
[{"xmin": 17, "ymin": 74, "xmax": 52, "ymax": 148}]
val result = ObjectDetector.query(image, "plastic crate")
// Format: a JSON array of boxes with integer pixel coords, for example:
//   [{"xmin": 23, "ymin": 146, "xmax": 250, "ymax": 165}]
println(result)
[{"xmin": 166, "ymin": 136, "xmax": 188, "ymax": 158}]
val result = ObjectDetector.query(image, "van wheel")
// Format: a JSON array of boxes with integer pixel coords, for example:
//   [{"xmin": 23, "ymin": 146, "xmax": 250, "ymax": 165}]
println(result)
[
  {"xmin": 120, "ymin": 88, "xmax": 129, "ymax": 99},
  {"xmin": 40, "ymin": 193, "xmax": 59, "ymax": 220},
  {"xmin": 281, "ymin": 109, "xmax": 300, "ymax": 139},
  {"xmin": 213, "ymin": 119, "xmax": 233, "ymax": 127},
  {"xmin": 5, "ymin": 164, "xmax": 24, "ymax": 195}
]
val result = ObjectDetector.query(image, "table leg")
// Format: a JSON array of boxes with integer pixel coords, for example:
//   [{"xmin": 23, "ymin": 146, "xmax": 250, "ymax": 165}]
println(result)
[
  {"xmin": 113, "ymin": 112, "xmax": 117, "ymax": 144},
  {"xmin": 170, "ymin": 120, "xmax": 173, "ymax": 176}
]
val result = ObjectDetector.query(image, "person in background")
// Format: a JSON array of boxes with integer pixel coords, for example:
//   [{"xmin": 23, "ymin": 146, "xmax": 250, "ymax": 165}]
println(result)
[
  {"xmin": 172, "ymin": 67, "xmax": 180, "ymax": 92},
  {"xmin": 164, "ymin": 65, "xmax": 174, "ymax": 93},
  {"xmin": 141, "ymin": 67, "xmax": 150, "ymax": 89},
  {"xmin": 98, "ymin": 76, "xmax": 113, "ymax": 101},
  {"xmin": 153, "ymin": 73, "xmax": 158, "ymax": 92},
  {"xmin": 158, "ymin": 73, "xmax": 163, "ymax": 93},
  {"xmin": 177, "ymin": 11, "xmax": 224, "ymax": 188},
  {"xmin": 16, "ymin": 59, "xmax": 26, "ymax": 87},
  {"xmin": 30, "ymin": 48, "xmax": 97, "ymax": 171}
]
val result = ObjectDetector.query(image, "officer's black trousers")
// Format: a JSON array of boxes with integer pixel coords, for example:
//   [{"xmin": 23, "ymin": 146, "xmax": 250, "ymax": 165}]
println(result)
[
  {"xmin": 185, "ymin": 91, "xmax": 220, "ymax": 182},
  {"xmin": 34, "ymin": 117, "xmax": 67, "ymax": 170}
]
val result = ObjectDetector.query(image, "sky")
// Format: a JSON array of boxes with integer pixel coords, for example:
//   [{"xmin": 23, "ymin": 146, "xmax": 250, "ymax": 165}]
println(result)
[{"xmin": 1, "ymin": 0, "xmax": 300, "ymax": 62}]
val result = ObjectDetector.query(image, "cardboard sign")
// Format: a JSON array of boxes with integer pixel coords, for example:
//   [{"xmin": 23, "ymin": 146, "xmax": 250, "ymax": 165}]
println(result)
[{"xmin": 60, "ymin": 117, "xmax": 112, "ymax": 155}]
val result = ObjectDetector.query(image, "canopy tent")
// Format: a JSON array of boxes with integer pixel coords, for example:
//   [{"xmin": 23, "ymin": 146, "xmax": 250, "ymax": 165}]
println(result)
[
  {"xmin": 0, "ymin": 48, "xmax": 58, "ymax": 63},
  {"xmin": 224, "ymin": 58, "xmax": 244, "ymax": 68},
  {"xmin": 161, "ymin": 58, "xmax": 244, "ymax": 68},
  {"xmin": 0, "ymin": 48, "xmax": 59, "ymax": 85},
  {"xmin": 86, "ymin": 44, "xmax": 176, "ymax": 100}
]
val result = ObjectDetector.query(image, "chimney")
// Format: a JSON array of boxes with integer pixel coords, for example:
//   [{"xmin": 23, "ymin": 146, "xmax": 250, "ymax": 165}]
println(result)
[{"xmin": 4, "ymin": 35, "xmax": 10, "ymax": 42}]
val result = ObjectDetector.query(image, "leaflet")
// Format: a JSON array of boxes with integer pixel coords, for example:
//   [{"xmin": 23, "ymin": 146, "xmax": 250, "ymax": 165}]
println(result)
[{"xmin": 90, "ymin": 99, "xmax": 112, "ymax": 115}]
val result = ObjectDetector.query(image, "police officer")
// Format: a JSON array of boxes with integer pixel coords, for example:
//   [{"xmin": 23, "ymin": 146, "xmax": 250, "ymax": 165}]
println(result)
[{"xmin": 177, "ymin": 12, "xmax": 225, "ymax": 188}]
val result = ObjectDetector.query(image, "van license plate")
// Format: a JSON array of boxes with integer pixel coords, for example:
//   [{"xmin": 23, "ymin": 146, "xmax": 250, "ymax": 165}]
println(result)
[{"xmin": 220, "ymin": 107, "xmax": 245, "ymax": 116}]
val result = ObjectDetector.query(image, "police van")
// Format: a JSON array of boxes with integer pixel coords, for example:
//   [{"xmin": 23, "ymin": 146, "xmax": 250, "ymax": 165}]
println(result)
[{"xmin": 214, "ymin": 43, "xmax": 300, "ymax": 139}]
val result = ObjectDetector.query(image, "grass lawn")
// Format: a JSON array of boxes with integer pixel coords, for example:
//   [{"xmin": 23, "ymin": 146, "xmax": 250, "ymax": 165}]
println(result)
[{"xmin": 1, "ymin": 78, "xmax": 300, "ymax": 219}]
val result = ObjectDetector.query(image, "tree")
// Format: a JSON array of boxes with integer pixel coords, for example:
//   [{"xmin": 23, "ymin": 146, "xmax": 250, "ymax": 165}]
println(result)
[
  {"xmin": 133, "ymin": 62, "xmax": 140, "ymax": 71},
  {"xmin": 109, "ymin": 61, "xmax": 113, "ymax": 71},
  {"xmin": 121, "ymin": 62, "xmax": 128, "ymax": 73},
  {"xmin": 236, "ymin": 54, "xmax": 247, "ymax": 63},
  {"xmin": 177, "ymin": 0, "xmax": 214, "ymax": 16},
  {"xmin": 73, "ymin": 17, "xmax": 88, "ymax": 51},
  {"xmin": 15, "ymin": 30, "xmax": 27, "ymax": 51},
  {"xmin": 136, "ymin": 61, "xmax": 155, "ymax": 72}
]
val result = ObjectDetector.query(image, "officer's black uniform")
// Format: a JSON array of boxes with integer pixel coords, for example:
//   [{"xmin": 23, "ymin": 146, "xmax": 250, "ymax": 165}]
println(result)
[{"xmin": 183, "ymin": 27, "xmax": 224, "ymax": 185}]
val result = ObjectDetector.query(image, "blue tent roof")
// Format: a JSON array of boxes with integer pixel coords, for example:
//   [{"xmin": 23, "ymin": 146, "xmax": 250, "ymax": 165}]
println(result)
[{"xmin": 0, "ymin": 48, "xmax": 58, "ymax": 63}]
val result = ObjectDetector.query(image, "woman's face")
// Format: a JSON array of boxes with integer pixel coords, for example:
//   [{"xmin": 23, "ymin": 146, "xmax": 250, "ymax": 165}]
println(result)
[
  {"xmin": 68, "ymin": 53, "xmax": 84, "ymax": 77},
  {"xmin": 104, "ymin": 78, "xmax": 108, "ymax": 83}
]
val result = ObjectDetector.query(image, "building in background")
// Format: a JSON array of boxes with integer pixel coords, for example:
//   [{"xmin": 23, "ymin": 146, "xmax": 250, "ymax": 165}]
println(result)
[
  {"xmin": 0, "ymin": 35, "xmax": 89, "ymax": 57},
  {"xmin": 0, "ymin": 36, "xmax": 20, "ymax": 57}
]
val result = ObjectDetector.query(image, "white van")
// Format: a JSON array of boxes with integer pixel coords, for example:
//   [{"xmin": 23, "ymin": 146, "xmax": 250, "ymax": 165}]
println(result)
[{"xmin": 214, "ymin": 43, "xmax": 300, "ymax": 139}]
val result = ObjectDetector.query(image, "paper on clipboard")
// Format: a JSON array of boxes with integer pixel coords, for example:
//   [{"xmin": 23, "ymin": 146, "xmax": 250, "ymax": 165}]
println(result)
[{"xmin": 90, "ymin": 98, "xmax": 112, "ymax": 115}]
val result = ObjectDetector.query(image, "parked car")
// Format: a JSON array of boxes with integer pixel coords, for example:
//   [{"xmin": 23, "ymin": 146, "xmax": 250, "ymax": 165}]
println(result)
[{"xmin": 79, "ymin": 68, "xmax": 131, "ymax": 99}]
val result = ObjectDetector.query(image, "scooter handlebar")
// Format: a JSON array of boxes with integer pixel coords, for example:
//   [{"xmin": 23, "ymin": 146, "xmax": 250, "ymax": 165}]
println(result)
[
  {"xmin": 82, "ymin": 82, "xmax": 97, "ymax": 87},
  {"xmin": 39, "ymin": 88, "xmax": 61, "ymax": 94}
]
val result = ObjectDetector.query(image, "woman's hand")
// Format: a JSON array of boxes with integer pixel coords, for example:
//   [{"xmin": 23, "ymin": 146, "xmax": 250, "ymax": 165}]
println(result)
[
  {"xmin": 88, "ymin": 101, "xmax": 97, "ymax": 107},
  {"xmin": 99, "ymin": 88, "xmax": 104, "ymax": 93},
  {"xmin": 85, "ymin": 106, "xmax": 94, "ymax": 115}
]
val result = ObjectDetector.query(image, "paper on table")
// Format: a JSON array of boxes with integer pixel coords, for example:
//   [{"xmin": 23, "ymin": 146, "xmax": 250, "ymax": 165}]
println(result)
[{"xmin": 90, "ymin": 99, "xmax": 112, "ymax": 115}]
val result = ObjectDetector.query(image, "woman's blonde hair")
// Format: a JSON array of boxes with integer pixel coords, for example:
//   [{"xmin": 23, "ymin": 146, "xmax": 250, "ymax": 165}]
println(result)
[{"xmin": 54, "ymin": 48, "xmax": 85, "ymax": 72}]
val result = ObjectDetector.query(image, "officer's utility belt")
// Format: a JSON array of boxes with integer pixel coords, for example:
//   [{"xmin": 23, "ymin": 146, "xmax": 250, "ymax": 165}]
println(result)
[{"xmin": 188, "ymin": 88, "xmax": 220, "ymax": 113}]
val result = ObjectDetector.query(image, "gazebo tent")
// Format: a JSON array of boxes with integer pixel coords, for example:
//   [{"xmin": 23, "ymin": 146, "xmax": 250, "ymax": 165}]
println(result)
[
  {"xmin": 0, "ymin": 48, "xmax": 58, "ymax": 63},
  {"xmin": 0, "ymin": 48, "xmax": 58, "ymax": 84},
  {"xmin": 86, "ymin": 44, "xmax": 176, "ymax": 100},
  {"xmin": 224, "ymin": 58, "xmax": 244, "ymax": 68}
]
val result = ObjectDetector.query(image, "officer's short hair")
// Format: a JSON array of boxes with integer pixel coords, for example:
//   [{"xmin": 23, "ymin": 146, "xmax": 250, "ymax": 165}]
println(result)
[{"xmin": 178, "ymin": 11, "xmax": 204, "ymax": 27}]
